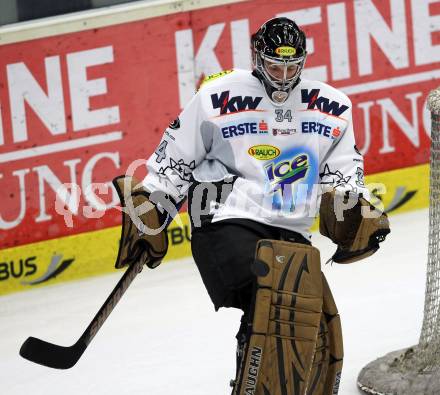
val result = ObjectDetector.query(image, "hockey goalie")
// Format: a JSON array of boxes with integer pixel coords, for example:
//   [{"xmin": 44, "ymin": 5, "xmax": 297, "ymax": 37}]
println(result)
[{"xmin": 114, "ymin": 17, "xmax": 390, "ymax": 394}]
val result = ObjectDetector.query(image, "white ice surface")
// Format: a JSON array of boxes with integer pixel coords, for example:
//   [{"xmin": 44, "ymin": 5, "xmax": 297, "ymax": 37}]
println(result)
[{"xmin": 1, "ymin": 209, "xmax": 428, "ymax": 395}]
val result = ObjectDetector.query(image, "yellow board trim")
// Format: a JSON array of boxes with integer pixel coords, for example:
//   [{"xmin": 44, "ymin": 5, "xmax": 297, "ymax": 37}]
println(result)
[{"xmin": 0, "ymin": 213, "xmax": 191, "ymax": 295}]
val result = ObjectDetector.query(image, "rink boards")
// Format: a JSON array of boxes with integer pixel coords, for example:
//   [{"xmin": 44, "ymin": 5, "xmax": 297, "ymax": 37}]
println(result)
[
  {"xmin": 0, "ymin": 163, "xmax": 429, "ymax": 295},
  {"xmin": 0, "ymin": 0, "xmax": 439, "ymax": 294}
]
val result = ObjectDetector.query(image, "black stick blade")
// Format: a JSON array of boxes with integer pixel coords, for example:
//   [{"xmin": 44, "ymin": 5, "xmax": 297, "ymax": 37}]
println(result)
[{"xmin": 20, "ymin": 337, "xmax": 86, "ymax": 370}]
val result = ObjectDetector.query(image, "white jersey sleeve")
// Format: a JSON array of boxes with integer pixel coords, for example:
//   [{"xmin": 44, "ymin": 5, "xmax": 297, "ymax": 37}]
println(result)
[
  {"xmin": 143, "ymin": 92, "xmax": 209, "ymax": 202},
  {"xmin": 319, "ymin": 104, "xmax": 369, "ymax": 199}
]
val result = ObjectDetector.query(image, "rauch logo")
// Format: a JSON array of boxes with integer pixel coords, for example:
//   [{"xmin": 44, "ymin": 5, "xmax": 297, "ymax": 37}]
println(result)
[{"xmin": 248, "ymin": 145, "xmax": 280, "ymax": 160}]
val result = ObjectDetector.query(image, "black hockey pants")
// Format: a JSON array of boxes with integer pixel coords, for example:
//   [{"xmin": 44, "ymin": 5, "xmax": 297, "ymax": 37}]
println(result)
[{"xmin": 191, "ymin": 218, "xmax": 310, "ymax": 313}]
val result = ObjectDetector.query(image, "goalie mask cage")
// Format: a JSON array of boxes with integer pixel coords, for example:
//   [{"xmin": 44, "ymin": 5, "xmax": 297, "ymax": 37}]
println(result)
[{"xmin": 357, "ymin": 87, "xmax": 440, "ymax": 395}]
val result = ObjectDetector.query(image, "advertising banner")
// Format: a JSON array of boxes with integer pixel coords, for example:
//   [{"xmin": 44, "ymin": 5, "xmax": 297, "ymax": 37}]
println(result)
[{"xmin": 0, "ymin": 0, "xmax": 438, "ymax": 293}]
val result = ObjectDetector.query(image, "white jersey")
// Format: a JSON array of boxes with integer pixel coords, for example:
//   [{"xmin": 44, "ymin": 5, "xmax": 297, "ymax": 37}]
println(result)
[{"xmin": 143, "ymin": 69, "xmax": 368, "ymax": 239}]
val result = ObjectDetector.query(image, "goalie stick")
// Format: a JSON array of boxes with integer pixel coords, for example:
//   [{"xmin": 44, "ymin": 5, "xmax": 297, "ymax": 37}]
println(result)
[{"xmin": 19, "ymin": 258, "xmax": 143, "ymax": 369}]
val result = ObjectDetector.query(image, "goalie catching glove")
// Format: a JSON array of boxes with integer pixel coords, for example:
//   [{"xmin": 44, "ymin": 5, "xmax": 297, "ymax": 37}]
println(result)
[
  {"xmin": 319, "ymin": 189, "xmax": 390, "ymax": 264},
  {"xmin": 112, "ymin": 175, "xmax": 173, "ymax": 269}
]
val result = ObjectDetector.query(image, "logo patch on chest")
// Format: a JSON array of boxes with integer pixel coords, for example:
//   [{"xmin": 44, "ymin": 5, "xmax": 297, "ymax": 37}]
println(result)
[
  {"xmin": 301, "ymin": 121, "xmax": 341, "ymax": 140},
  {"xmin": 248, "ymin": 145, "xmax": 281, "ymax": 160},
  {"xmin": 211, "ymin": 91, "xmax": 263, "ymax": 115}
]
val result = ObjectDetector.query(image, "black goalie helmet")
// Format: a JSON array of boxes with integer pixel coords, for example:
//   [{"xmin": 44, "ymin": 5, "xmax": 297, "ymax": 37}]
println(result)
[{"xmin": 252, "ymin": 17, "xmax": 307, "ymax": 104}]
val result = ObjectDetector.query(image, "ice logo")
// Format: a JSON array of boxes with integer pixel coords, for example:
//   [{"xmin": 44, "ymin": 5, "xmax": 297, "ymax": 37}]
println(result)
[
  {"xmin": 264, "ymin": 149, "xmax": 318, "ymax": 212},
  {"xmin": 265, "ymin": 154, "xmax": 309, "ymax": 187}
]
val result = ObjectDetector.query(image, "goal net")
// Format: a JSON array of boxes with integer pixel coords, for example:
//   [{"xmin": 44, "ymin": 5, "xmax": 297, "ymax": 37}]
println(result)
[{"xmin": 357, "ymin": 88, "xmax": 440, "ymax": 394}]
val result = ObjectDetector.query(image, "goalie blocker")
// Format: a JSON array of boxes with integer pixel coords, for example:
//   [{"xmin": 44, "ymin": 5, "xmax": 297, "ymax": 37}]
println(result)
[
  {"xmin": 232, "ymin": 240, "xmax": 343, "ymax": 395},
  {"xmin": 113, "ymin": 175, "xmax": 171, "ymax": 269}
]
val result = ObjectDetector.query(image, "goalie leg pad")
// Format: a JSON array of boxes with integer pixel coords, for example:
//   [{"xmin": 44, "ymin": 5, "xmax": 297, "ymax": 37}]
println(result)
[
  {"xmin": 233, "ymin": 240, "xmax": 323, "ymax": 395},
  {"xmin": 306, "ymin": 315, "xmax": 330, "ymax": 395},
  {"xmin": 306, "ymin": 274, "xmax": 344, "ymax": 395},
  {"xmin": 321, "ymin": 274, "xmax": 343, "ymax": 395}
]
